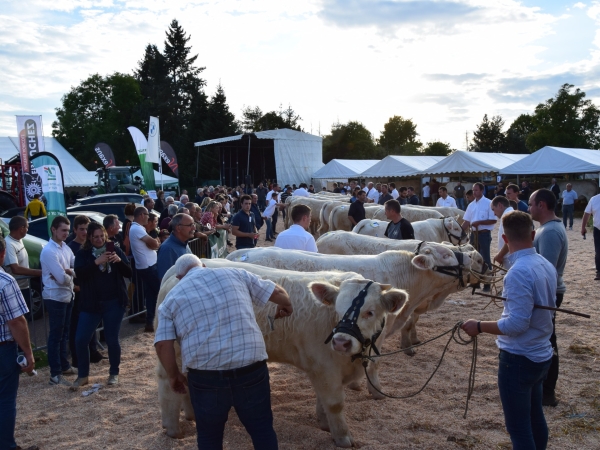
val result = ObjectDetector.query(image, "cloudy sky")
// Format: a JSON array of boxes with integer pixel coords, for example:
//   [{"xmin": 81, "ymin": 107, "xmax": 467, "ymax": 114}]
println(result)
[{"xmin": 1, "ymin": 0, "xmax": 599, "ymax": 151}]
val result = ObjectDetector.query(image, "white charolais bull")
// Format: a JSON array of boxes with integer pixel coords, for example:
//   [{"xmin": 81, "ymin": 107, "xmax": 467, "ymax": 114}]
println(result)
[
  {"xmin": 318, "ymin": 200, "xmax": 351, "ymax": 234},
  {"xmin": 156, "ymin": 261, "xmax": 407, "ymax": 448},
  {"xmin": 327, "ymin": 204, "xmax": 382, "ymax": 232},
  {"xmin": 353, "ymin": 216, "xmax": 468, "ymax": 245},
  {"xmin": 284, "ymin": 196, "xmax": 336, "ymax": 233},
  {"xmin": 371, "ymin": 205, "xmax": 444, "ymax": 222},
  {"xmin": 403, "ymin": 205, "xmax": 465, "ymax": 223}
]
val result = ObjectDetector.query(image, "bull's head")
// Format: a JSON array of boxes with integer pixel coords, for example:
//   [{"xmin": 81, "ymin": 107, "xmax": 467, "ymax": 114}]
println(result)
[
  {"xmin": 310, "ymin": 279, "xmax": 408, "ymax": 357},
  {"xmin": 411, "ymin": 243, "xmax": 460, "ymax": 270},
  {"xmin": 442, "ymin": 216, "xmax": 469, "ymax": 245},
  {"xmin": 461, "ymin": 249, "xmax": 495, "ymax": 285}
]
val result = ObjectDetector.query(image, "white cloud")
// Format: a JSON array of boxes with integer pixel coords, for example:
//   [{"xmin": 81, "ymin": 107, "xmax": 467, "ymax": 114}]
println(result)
[{"xmin": 0, "ymin": 0, "xmax": 598, "ymax": 151}]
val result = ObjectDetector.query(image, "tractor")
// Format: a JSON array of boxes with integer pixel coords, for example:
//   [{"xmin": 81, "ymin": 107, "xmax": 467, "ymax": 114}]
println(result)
[{"xmin": 87, "ymin": 166, "xmax": 142, "ymax": 197}]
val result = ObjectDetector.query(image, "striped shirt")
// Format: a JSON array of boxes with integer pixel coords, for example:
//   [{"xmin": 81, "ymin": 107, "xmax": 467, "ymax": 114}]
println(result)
[
  {"xmin": 0, "ymin": 267, "xmax": 29, "ymax": 342},
  {"xmin": 155, "ymin": 267, "xmax": 275, "ymax": 371}
]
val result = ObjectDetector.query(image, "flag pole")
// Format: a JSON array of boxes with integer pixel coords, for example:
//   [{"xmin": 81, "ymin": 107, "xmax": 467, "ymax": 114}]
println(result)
[{"xmin": 158, "ymin": 116, "xmax": 163, "ymax": 191}]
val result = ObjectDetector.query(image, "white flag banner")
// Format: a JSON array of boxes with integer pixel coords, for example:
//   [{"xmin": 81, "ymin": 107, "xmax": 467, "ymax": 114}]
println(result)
[{"xmin": 146, "ymin": 116, "xmax": 160, "ymax": 163}]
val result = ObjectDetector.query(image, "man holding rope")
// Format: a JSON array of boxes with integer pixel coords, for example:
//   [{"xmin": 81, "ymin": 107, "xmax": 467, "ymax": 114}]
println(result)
[{"xmin": 462, "ymin": 210, "xmax": 556, "ymax": 450}]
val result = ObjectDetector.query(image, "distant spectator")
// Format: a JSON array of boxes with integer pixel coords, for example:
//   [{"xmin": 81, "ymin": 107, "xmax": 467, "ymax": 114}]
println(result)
[
  {"xmin": 561, "ymin": 183, "xmax": 578, "ymax": 230},
  {"xmin": 454, "ymin": 181, "xmax": 466, "ymax": 210},
  {"xmin": 160, "ymin": 204, "xmax": 178, "ymax": 230},
  {"xmin": 157, "ymin": 214, "xmax": 194, "ymax": 280},
  {"xmin": 506, "ymin": 185, "xmax": 529, "ymax": 212},
  {"xmin": 24, "ymin": 193, "xmax": 46, "ymax": 220},
  {"xmin": 378, "ymin": 184, "xmax": 393, "ymax": 205},
  {"xmin": 436, "ymin": 187, "xmax": 457, "ymax": 208},
  {"xmin": 384, "ymin": 200, "xmax": 415, "ymax": 240},
  {"xmin": 348, "ymin": 190, "xmax": 367, "ymax": 226},
  {"xmin": 407, "ymin": 187, "xmax": 420, "ymax": 205}
]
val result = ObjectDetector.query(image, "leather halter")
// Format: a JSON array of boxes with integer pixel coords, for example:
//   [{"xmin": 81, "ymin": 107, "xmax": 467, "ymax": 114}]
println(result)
[
  {"xmin": 414, "ymin": 241, "xmax": 467, "ymax": 287},
  {"xmin": 324, "ymin": 281, "xmax": 385, "ymax": 360},
  {"xmin": 440, "ymin": 217, "xmax": 467, "ymax": 245}
]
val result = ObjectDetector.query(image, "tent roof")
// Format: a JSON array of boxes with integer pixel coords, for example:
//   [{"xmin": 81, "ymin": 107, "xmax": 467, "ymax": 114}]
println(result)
[
  {"xmin": 361, "ymin": 155, "xmax": 444, "ymax": 178},
  {"xmin": 194, "ymin": 128, "xmax": 322, "ymax": 147},
  {"xmin": 422, "ymin": 151, "xmax": 528, "ymax": 174},
  {"xmin": 132, "ymin": 169, "xmax": 179, "ymax": 187},
  {"xmin": 312, "ymin": 159, "xmax": 379, "ymax": 179},
  {"xmin": 500, "ymin": 146, "xmax": 600, "ymax": 175},
  {"xmin": 1, "ymin": 137, "xmax": 97, "ymax": 187}
]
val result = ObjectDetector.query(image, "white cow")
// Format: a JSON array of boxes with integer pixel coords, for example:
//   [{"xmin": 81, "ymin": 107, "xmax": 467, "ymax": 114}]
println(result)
[
  {"xmin": 318, "ymin": 200, "xmax": 351, "ymax": 235},
  {"xmin": 371, "ymin": 205, "xmax": 444, "ymax": 222},
  {"xmin": 353, "ymin": 217, "xmax": 468, "ymax": 245},
  {"xmin": 156, "ymin": 260, "xmax": 407, "ymax": 448},
  {"xmin": 283, "ymin": 196, "xmax": 336, "ymax": 233},
  {"xmin": 327, "ymin": 204, "xmax": 383, "ymax": 232},
  {"xmin": 403, "ymin": 205, "xmax": 465, "ymax": 223}
]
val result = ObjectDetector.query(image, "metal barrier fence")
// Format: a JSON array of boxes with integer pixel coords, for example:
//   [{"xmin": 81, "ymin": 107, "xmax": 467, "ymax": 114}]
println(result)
[{"xmin": 23, "ymin": 237, "xmax": 216, "ymax": 352}]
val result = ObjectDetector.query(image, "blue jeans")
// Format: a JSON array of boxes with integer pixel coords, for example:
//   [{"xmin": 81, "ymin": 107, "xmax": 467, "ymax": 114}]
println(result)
[
  {"xmin": 136, "ymin": 265, "xmax": 160, "ymax": 325},
  {"xmin": 562, "ymin": 204, "xmax": 574, "ymax": 228},
  {"xmin": 187, "ymin": 362, "xmax": 278, "ymax": 450},
  {"xmin": 76, "ymin": 299, "xmax": 125, "ymax": 378},
  {"xmin": 498, "ymin": 350, "xmax": 551, "ymax": 450},
  {"xmin": 44, "ymin": 298, "xmax": 74, "ymax": 377},
  {"xmin": 470, "ymin": 231, "xmax": 492, "ymax": 287},
  {"xmin": 594, "ymin": 227, "xmax": 600, "ymax": 273},
  {"xmin": 456, "ymin": 197, "xmax": 465, "ymax": 210},
  {"xmin": 264, "ymin": 217, "xmax": 273, "ymax": 240},
  {"xmin": 0, "ymin": 341, "xmax": 19, "ymax": 449}
]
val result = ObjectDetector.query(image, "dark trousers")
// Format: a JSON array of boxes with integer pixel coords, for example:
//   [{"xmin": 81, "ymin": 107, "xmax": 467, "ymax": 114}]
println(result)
[
  {"xmin": 69, "ymin": 292, "xmax": 99, "ymax": 367},
  {"xmin": 543, "ymin": 293, "xmax": 564, "ymax": 394},
  {"xmin": 498, "ymin": 350, "xmax": 552, "ymax": 450},
  {"xmin": 470, "ymin": 231, "xmax": 492, "ymax": 288},
  {"xmin": 44, "ymin": 298, "xmax": 74, "ymax": 377},
  {"xmin": 136, "ymin": 264, "xmax": 160, "ymax": 325},
  {"xmin": 594, "ymin": 227, "xmax": 600, "ymax": 273},
  {"xmin": 271, "ymin": 210, "xmax": 278, "ymax": 233},
  {"xmin": 456, "ymin": 198, "xmax": 465, "ymax": 210},
  {"xmin": 187, "ymin": 362, "xmax": 278, "ymax": 450},
  {"xmin": 562, "ymin": 204, "xmax": 574, "ymax": 228},
  {"xmin": 76, "ymin": 299, "xmax": 125, "ymax": 378},
  {"xmin": 0, "ymin": 341, "xmax": 19, "ymax": 449}
]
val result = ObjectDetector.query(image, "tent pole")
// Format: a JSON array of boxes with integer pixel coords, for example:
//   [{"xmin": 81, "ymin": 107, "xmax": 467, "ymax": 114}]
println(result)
[{"xmin": 246, "ymin": 136, "xmax": 251, "ymax": 176}]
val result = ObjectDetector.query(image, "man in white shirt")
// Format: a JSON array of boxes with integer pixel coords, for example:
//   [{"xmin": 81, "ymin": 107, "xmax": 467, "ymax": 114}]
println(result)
[
  {"xmin": 389, "ymin": 182, "xmax": 399, "ymax": 200},
  {"xmin": 4, "ymin": 216, "xmax": 42, "ymax": 299},
  {"xmin": 462, "ymin": 182, "xmax": 497, "ymax": 292},
  {"xmin": 293, "ymin": 183, "xmax": 310, "ymax": 197},
  {"xmin": 130, "ymin": 206, "xmax": 161, "ymax": 332},
  {"xmin": 40, "ymin": 215, "xmax": 77, "ymax": 386},
  {"xmin": 582, "ymin": 193, "xmax": 600, "ymax": 280},
  {"xmin": 491, "ymin": 196, "xmax": 515, "ymax": 267},
  {"xmin": 436, "ymin": 186, "xmax": 457, "ymax": 208},
  {"xmin": 266, "ymin": 184, "xmax": 282, "ymax": 234},
  {"xmin": 422, "ymin": 182, "xmax": 431, "ymax": 206},
  {"xmin": 274, "ymin": 205, "xmax": 318, "ymax": 252},
  {"xmin": 365, "ymin": 182, "xmax": 379, "ymax": 204}
]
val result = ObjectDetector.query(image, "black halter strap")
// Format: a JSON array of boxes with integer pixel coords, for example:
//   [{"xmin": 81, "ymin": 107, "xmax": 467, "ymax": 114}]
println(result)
[
  {"xmin": 325, "ymin": 281, "xmax": 374, "ymax": 346},
  {"xmin": 433, "ymin": 251, "xmax": 466, "ymax": 288},
  {"xmin": 441, "ymin": 217, "xmax": 467, "ymax": 245}
]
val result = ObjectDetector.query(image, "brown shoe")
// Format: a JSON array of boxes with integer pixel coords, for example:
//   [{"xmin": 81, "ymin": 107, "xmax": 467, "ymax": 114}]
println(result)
[{"xmin": 144, "ymin": 324, "xmax": 154, "ymax": 333}]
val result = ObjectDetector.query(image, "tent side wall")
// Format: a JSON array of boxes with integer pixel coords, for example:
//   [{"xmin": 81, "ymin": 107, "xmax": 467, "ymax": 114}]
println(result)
[{"xmin": 274, "ymin": 138, "xmax": 322, "ymax": 188}]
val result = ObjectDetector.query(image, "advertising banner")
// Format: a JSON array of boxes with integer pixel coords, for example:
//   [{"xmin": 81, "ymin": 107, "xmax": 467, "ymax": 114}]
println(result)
[
  {"xmin": 127, "ymin": 126, "xmax": 156, "ymax": 192},
  {"xmin": 208, "ymin": 231, "xmax": 228, "ymax": 259},
  {"xmin": 30, "ymin": 152, "xmax": 67, "ymax": 239},
  {"xmin": 16, "ymin": 115, "xmax": 45, "ymax": 204},
  {"xmin": 146, "ymin": 116, "xmax": 160, "ymax": 164},
  {"xmin": 160, "ymin": 141, "xmax": 179, "ymax": 178},
  {"xmin": 94, "ymin": 142, "xmax": 116, "ymax": 167}
]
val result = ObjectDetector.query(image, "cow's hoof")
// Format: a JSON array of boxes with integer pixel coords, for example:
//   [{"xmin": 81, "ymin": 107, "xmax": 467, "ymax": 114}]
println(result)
[
  {"xmin": 347, "ymin": 381, "xmax": 362, "ymax": 391},
  {"xmin": 333, "ymin": 436, "xmax": 354, "ymax": 448},
  {"xmin": 403, "ymin": 348, "xmax": 416, "ymax": 357},
  {"xmin": 166, "ymin": 430, "xmax": 184, "ymax": 439},
  {"xmin": 368, "ymin": 388, "xmax": 386, "ymax": 400}
]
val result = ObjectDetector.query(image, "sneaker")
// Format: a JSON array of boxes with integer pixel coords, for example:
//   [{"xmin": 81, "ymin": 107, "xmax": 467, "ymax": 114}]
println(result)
[
  {"xmin": 49, "ymin": 375, "xmax": 72, "ymax": 386},
  {"xmin": 265, "ymin": 238, "xmax": 273, "ymax": 242},
  {"xmin": 62, "ymin": 366, "xmax": 77, "ymax": 375},
  {"xmin": 107, "ymin": 375, "xmax": 119, "ymax": 385},
  {"xmin": 70, "ymin": 377, "xmax": 89, "ymax": 390},
  {"xmin": 542, "ymin": 392, "xmax": 559, "ymax": 407}
]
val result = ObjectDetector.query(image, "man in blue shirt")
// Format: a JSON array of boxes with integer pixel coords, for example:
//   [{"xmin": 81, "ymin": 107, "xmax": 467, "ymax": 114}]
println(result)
[
  {"xmin": 506, "ymin": 184, "xmax": 529, "ymax": 212},
  {"xmin": 157, "ymin": 214, "xmax": 193, "ymax": 280},
  {"xmin": 462, "ymin": 210, "xmax": 556, "ymax": 450},
  {"xmin": 231, "ymin": 195, "xmax": 258, "ymax": 250},
  {"xmin": 561, "ymin": 183, "xmax": 578, "ymax": 230}
]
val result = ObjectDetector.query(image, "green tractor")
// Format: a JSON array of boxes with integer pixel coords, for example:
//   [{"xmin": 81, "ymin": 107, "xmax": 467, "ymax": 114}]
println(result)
[{"xmin": 87, "ymin": 166, "xmax": 142, "ymax": 197}]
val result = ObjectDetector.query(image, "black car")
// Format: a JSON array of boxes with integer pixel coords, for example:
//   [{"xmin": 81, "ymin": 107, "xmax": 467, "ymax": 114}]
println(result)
[
  {"xmin": 0, "ymin": 207, "xmax": 26, "ymax": 218},
  {"xmin": 75, "ymin": 193, "xmax": 143, "ymax": 205},
  {"xmin": 67, "ymin": 202, "xmax": 158, "ymax": 224},
  {"xmin": 27, "ymin": 211, "xmax": 112, "ymax": 241}
]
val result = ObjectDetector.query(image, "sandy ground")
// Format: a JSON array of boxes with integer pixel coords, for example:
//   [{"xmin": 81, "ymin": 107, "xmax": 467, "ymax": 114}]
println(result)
[{"xmin": 14, "ymin": 215, "xmax": 600, "ymax": 449}]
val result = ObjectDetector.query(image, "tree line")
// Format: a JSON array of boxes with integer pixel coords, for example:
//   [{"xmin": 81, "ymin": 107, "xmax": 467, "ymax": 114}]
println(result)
[{"xmin": 52, "ymin": 19, "xmax": 600, "ymax": 186}]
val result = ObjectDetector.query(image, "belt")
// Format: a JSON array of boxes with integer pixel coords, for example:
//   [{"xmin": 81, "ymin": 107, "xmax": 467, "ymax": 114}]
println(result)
[
  {"xmin": 188, "ymin": 360, "xmax": 266, "ymax": 379},
  {"xmin": 0, "ymin": 340, "xmax": 15, "ymax": 346}
]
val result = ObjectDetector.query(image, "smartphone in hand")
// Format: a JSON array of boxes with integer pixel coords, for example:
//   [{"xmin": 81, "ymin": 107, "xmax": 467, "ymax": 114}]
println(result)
[{"xmin": 106, "ymin": 241, "xmax": 115, "ymax": 253}]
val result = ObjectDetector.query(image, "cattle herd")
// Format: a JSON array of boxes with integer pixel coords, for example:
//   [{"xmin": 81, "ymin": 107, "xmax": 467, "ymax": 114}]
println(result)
[{"xmin": 156, "ymin": 191, "xmax": 495, "ymax": 447}]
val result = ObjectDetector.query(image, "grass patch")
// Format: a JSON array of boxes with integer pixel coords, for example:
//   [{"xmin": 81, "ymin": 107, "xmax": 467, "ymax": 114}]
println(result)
[
  {"xmin": 559, "ymin": 417, "xmax": 600, "ymax": 436},
  {"xmin": 569, "ymin": 343, "xmax": 596, "ymax": 355}
]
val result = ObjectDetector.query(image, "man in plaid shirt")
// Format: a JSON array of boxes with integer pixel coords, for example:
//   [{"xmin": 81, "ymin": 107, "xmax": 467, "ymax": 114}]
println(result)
[
  {"xmin": 155, "ymin": 255, "xmax": 292, "ymax": 450},
  {"xmin": 0, "ymin": 235, "xmax": 36, "ymax": 450}
]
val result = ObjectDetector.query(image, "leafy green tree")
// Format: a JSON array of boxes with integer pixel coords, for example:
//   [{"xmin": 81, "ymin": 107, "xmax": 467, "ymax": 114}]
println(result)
[
  {"xmin": 378, "ymin": 116, "xmax": 422, "ymax": 155},
  {"xmin": 423, "ymin": 141, "xmax": 452, "ymax": 156},
  {"xmin": 505, "ymin": 114, "xmax": 536, "ymax": 154},
  {"xmin": 526, "ymin": 83, "xmax": 600, "ymax": 151},
  {"xmin": 470, "ymin": 114, "xmax": 507, "ymax": 152},
  {"xmin": 322, "ymin": 121, "xmax": 377, "ymax": 162},
  {"xmin": 52, "ymin": 73, "xmax": 143, "ymax": 168},
  {"xmin": 241, "ymin": 105, "xmax": 303, "ymax": 132}
]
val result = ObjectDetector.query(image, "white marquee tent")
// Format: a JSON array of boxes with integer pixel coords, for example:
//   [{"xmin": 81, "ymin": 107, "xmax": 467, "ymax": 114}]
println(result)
[
  {"xmin": 312, "ymin": 159, "xmax": 379, "ymax": 180},
  {"xmin": 361, "ymin": 155, "xmax": 444, "ymax": 178},
  {"xmin": 422, "ymin": 151, "xmax": 528, "ymax": 175},
  {"xmin": 1, "ymin": 137, "xmax": 97, "ymax": 187},
  {"xmin": 500, "ymin": 146, "xmax": 600, "ymax": 175},
  {"xmin": 195, "ymin": 128, "xmax": 323, "ymax": 187}
]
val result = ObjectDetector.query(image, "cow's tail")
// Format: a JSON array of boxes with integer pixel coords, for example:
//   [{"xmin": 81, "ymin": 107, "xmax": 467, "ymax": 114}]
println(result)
[
  {"xmin": 318, "ymin": 201, "xmax": 331, "ymax": 235},
  {"xmin": 352, "ymin": 220, "xmax": 364, "ymax": 234}
]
